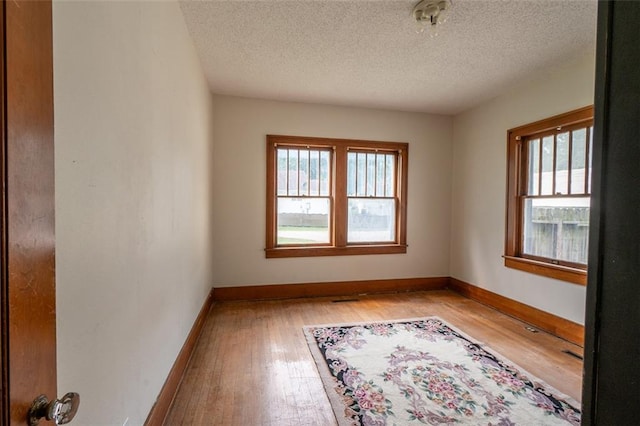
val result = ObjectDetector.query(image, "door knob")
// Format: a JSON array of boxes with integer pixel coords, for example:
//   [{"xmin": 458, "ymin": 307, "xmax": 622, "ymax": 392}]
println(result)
[{"xmin": 28, "ymin": 392, "xmax": 80, "ymax": 426}]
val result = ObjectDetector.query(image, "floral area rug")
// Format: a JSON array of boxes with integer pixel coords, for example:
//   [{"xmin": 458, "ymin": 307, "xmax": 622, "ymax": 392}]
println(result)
[{"xmin": 303, "ymin": 317, "xmax": 580, "ymax": 426}]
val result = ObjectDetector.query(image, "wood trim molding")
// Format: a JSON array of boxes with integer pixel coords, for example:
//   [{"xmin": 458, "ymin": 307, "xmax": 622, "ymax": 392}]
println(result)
[
  {"xmin": 508, "ymin": 105, "xmax": 594, "ymax": 137},
  {"xmin": 145, "ymin": 288, "xmax": 215, "ymax": 426},
  {"xmin": 212, "ymin": 277, "xmax": 448, "ymax": 302},
  {"xmin": 448, "ymin": 277, "xmax": 584, "ymax": 347},
  {"xmin": 504, "ymin": 256, "xmax": 586, "ymax": 286},
  {"xmin": 265, "ymin": 244, "xmax": 407, "ymax": 258}
]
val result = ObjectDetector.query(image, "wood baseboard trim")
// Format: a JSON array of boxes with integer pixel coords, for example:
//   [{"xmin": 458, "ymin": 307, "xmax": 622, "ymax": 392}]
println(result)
[
  {"xmin": 212, "ymin": 277, "xmax": 448, "ymax": 301},
  {"xmin": 448, "ymin": 277, "xmax": 585, "ymax": 347},
  {"xmin": 144, "ymin": 288, "xmax": 214, "ymax": 426}
]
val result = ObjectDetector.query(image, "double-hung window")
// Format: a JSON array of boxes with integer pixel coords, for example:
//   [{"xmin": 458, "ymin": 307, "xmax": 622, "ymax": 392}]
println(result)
[
  {"xmin": 505, "ymin": 106, "xmax": 593, "ymax": 285},
  {"xmin": 266, "ymin": 135, "xmax": 408, "ymax": 258}
]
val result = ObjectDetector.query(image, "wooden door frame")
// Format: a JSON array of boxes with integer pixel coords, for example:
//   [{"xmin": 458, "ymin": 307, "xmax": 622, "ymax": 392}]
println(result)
[
  {"xmin": 0, "ymin": 1, "xmax": 56, "ymax": 424},
  {"xmin": 1, "ymin": 0, "xmax": 8, "ymax": 421}
]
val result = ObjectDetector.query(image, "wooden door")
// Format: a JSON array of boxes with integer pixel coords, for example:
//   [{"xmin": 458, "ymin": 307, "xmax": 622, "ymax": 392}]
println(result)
[{"xmin": 0, "ymin": 1, "xmax": 57, "ymax": 425}]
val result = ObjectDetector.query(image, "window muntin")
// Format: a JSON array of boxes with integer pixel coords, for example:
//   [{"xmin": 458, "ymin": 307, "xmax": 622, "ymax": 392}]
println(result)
[
  {"xmin": 505, "ymin": 106, "xmax": 593, "ymax": 285},
  {"xmin": 266, "ymin": 135, "xmax": 408, "ymax": 258}
]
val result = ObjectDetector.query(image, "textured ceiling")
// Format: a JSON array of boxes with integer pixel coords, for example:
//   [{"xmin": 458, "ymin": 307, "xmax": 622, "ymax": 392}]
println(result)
[{"xmin": 179, "ymin": 0, "xmax": 597, "ymax": 115}]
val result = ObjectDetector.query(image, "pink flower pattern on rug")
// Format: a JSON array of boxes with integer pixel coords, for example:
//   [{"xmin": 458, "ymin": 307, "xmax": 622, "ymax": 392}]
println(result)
[{"xmin": 305, "ymin": 318, "xmax": 580, "ymax": 426}]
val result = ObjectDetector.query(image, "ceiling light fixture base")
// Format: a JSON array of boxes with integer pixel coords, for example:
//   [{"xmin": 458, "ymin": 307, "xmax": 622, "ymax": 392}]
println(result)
[{"xmin": 413, "ymin": 0, "xmax": 451, "ymax": 36}]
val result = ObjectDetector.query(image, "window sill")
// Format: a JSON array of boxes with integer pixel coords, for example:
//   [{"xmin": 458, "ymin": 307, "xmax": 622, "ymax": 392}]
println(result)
[
  {"xmin": 503, "ymin": 256, "xmax": 586, "ymax": 285},
  {"xmin": 266, "ymin": 244, "xmax": 407, "ymax": 258}
]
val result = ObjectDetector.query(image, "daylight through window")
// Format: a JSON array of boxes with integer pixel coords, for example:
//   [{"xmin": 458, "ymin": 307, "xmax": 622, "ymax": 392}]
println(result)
[
  {"xmin": 276, "ymin": 147, "xmax": 332, "ymax": 245},
  {"xmin": 522, "ymin": 126, "xmax": 592, "ymax": 265},
  {"xmin": 347, "ymin": 151, "xmax": 397, "ymax": 243},
  {"xmin": 266, "ymin": 135, "xmax": 408, "ymax": 258}
]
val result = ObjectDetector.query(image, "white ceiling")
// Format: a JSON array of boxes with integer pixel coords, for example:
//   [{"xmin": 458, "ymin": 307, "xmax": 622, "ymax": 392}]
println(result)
[{"xmin": 179, "ymin": 0, "xmax": 597, "ymax": 115}]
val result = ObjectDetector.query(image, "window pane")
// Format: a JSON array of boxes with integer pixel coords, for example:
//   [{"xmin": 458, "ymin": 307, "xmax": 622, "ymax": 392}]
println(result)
[
  {"xmin": 366, "ymin": 154, "xmax": 375, "ymax": 196},
  {"xmin": 376, "ymin": 154, "xmax": 385, "ymax": 197},
  {"xmin": 571, "ymin": 128, "xmax": 587, "ymax": 194},
  {"xmin": 288, "ymin": 149, "xmax": 299, "ymax": 195},
  {"xmin": 277, "ymin": 198, "xmax": 330, "ymax": 245},
  {"xmin": 320, "ymin": 151, "xmax": 330, "ymax": 196},
  {"xmin": 309, "ymin": 150, "xmax": 320, "ymax": 196},
  {"xmin": 356, "ymin": 153, "xmax": 366, "ymax": 196},
  {"xmin": 347, "ymin": 198, "xmax": 395, "ymax": 243},
  {"xmin": 385, "ymin": 155, "xmax": 395, "ymax": 197},
  {"xmin": 280, "ymin": 148, "xmax": 329, "ymax": 196},
  {"xmin": 541, "ymin": 136, "xmax": 554, "ymax": 195},
  {"xmin": 528, "ymin": 139, "xmax": 540, "ymax": 196},
  {"xmin": 277, "ymin": 148, "xmax": 288, "ymax": 196},
  {"xmin": 555, "ymin": 132, "xmax": 569, "ymax": 194},
  {"xmin": 522, "ymin": 196, "xmax": 590, "ymax": 264},
  {"xmin": 299, "ymin": 149, "xmax": 309, "ymax": 196},
  {"xmin": 347, "ymin": 152, "xmax": 357, "ymax": 196}
]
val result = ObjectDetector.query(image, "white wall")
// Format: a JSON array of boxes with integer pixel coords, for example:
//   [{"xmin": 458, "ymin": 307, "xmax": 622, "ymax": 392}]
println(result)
[
  {"xmin": 450, "ymin": 51, "xmax": 596, "ymax": 325},
  {"xmin": 211, "ymin": 96, "xmax": 452, "ymax": 287},
  {"xmin": 53, "ymin": 2, "xmax": 214, "ymax": 425}
]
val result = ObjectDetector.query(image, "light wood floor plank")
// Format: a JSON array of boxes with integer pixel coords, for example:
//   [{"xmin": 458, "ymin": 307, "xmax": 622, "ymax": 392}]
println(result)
[{"xmin": 166, "ymin": 290, "xmax": 582, "ymax": 425}]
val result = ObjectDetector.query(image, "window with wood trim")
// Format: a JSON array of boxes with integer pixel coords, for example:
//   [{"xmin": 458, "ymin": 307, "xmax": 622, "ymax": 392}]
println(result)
[
  {"xmin": 266, "ymin": 135, "xmax": 408, "ymax": 258},
  {"xmin": 505, "ymin": 106, "xmax": 593, "ymax": 285}
]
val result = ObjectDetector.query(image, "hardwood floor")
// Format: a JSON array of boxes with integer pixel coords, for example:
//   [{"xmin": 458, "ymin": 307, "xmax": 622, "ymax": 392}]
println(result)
[{"xmin": 165, "ymin": 290, "xmax": 583, "ymax": 425}]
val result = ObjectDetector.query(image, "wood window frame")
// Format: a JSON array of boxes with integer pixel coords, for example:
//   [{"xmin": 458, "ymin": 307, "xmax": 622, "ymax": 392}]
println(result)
[
  {"xmin": 266, "ymin": 135, "xmax": 408, "ymax": 258},
  {"xmin": 505, "ymin": 106, "xmax": 593, "ymax": 285}
]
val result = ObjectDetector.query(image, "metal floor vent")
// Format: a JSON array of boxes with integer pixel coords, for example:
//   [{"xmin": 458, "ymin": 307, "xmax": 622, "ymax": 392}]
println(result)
[
  {"xmin": 562, "ymin": 349, "xmax": 583, "ymax": 360},
  {"xmin": 331, "ymin": 298, "xmax": 360, "ymax": 303}
]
